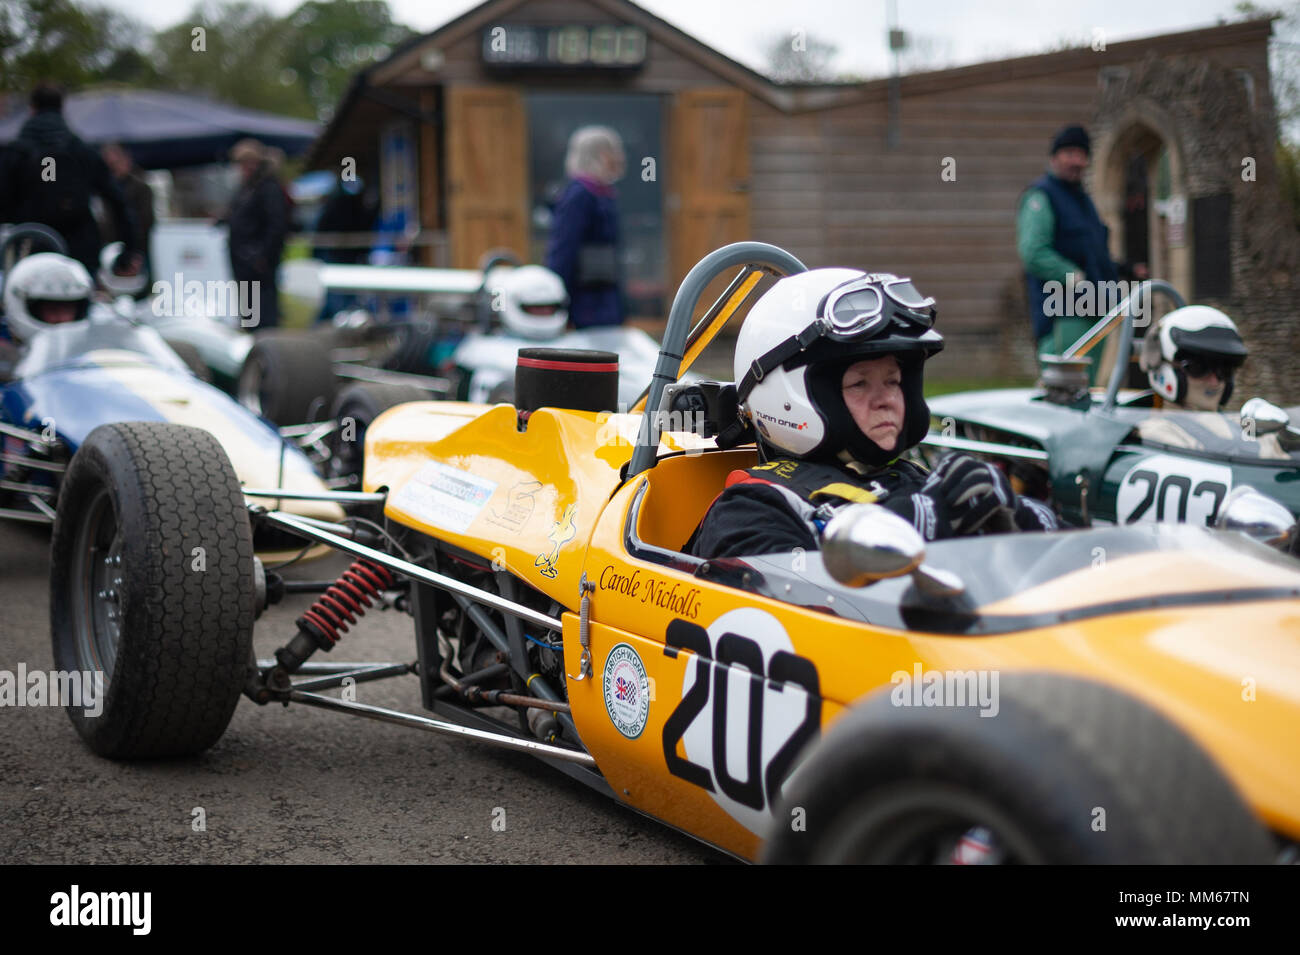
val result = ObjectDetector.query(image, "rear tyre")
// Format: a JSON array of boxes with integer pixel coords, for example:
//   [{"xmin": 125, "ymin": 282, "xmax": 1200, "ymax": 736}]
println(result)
[
  {"xmin": 238, "ymin": 332, "xmax": 336, "ymax": 424},
  {"xmin": 50, "ymin": 422, "xmax": 256, "ymax": 758},
  {"xmin": 762, "ymin": 672, "xmax": 1275, "ymax": 864},
  {"xmin": 329, "ymin": 382, "xmax": 427, "ymax": 489}
]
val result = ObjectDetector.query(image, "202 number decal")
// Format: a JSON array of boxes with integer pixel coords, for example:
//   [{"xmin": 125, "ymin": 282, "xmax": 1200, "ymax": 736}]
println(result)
[{"xmin": 661, "ymin": 614, "xmax": 821, "ymax": 821}]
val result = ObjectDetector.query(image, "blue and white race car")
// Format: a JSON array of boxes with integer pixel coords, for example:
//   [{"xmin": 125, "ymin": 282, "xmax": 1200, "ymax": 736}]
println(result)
[{"xmin": 0, "ymin": 231, "xmax": 343, "ymax": 533}]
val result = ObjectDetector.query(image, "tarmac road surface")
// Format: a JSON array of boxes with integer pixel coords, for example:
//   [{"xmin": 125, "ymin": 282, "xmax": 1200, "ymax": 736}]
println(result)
[{"xmin": 0, "ymin": 520, "xmax": 726, "ymax": 864}]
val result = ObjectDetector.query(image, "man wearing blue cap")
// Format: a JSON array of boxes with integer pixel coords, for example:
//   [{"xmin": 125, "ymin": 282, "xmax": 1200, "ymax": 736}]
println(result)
[{"xmin": 1018, "ymin": 125, "xmax": 1146, "ymax": 371}]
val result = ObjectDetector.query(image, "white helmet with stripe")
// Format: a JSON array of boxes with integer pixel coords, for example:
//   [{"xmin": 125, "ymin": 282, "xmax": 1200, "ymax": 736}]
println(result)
[{"xmin": 1141, "ymin": 305, "xmax": 1246, "ymax": 410}]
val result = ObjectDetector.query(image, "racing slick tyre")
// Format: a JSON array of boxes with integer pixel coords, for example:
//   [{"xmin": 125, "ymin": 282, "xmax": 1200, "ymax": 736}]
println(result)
[
  {"xmin": 328, "ymin": 382, "xmax": 427, "ymax": 489},
  {"xmin": 165, "ymin": 339, "xmax": 212, "ymax": 383},
  {"xmin": 50, "ymin": 422, "xmax": 256, "ymax": 759},
  {"xmin": 238, "ymin": 332, "xmax": 337, "ymax": 425},
  {"xmin": 761, "ymin": 672, "xmax": 1274, "ymax": 864}
]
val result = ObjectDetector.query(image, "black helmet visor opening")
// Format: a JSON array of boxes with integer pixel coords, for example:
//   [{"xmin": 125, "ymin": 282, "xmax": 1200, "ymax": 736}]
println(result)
[
  {"xmin": 29, "ymin": 297, "xmax": 90, "ymax": 323},
  {"xmin": 1176, "ymin": 354, "xmax": 1242, "ymax": 379},
  {"xmin": 804, "ymin": 348, "xmax": 934, "ymax": 466}
]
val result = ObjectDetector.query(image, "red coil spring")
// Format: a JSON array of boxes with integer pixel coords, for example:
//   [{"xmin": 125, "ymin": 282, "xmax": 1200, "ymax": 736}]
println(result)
[{"xmin": 298, "ymin": 558, "xmax": 395, "ymax": 646}]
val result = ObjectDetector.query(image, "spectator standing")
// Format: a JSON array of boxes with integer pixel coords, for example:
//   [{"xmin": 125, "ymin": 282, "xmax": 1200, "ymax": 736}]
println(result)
[
  {"xmin": 0, "ymin": 84, "xmax": 141, "ymax": 279},
  {"xmin": 224, "ymin": 138, "xmax": 288, "ymax": 329},
  {"xmin": 101, "ymin": 142, "xmax": 154, "ymax": 295},
  {"xmin": 312, "ymin": 176, "xmax": 371, "ymax": 323},
  {"xmin": 1017, "ymin": 125, "xmax": 1147, "ymax": 372},
  {"xmin": 545, "ymin": 126, "xmax": 625, "ymax": 329}
]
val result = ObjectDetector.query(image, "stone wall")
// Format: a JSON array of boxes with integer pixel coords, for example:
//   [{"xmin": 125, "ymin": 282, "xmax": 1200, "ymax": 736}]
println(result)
[{"xmin": 1094, "ymin": 53, "xmax": 1300, "ymax": 405}]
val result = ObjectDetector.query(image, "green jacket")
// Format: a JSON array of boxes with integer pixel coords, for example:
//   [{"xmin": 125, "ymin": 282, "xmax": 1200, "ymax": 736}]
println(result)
[{"xmin": 1016, "ymin": 186, "xmax": 1080, "ymax": 283}]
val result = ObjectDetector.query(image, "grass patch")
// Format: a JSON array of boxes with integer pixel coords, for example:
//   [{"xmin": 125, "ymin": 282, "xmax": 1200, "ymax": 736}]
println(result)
[{"xmin": 925, "ymin": 377, "xmax": 1034, "ymax": 398}]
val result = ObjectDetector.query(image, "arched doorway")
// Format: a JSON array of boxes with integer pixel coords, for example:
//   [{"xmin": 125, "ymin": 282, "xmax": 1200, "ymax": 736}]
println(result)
[
  {"xmin": 1092, "ymin": 109, "xmax": 1192, "ymax": 302},
  {"xmin": 1090, "ymin": 111, "xmax": 1192, "ymax": 384}
]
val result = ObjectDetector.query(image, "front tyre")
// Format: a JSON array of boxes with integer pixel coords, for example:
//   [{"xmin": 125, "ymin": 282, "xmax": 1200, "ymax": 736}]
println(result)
[
  {"xmin": 762, "ymin": 672, "xmax": 1274, "ymax": 864},
  {"xmin": 50, "ymin": 422, "xmax": 256, "ymax": 758}
]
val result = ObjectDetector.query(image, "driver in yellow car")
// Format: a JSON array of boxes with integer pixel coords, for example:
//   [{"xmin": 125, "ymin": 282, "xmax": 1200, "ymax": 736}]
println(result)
[{"xmin": 686, "ymin": 269, "xmax": 1058, "ymax": 561}]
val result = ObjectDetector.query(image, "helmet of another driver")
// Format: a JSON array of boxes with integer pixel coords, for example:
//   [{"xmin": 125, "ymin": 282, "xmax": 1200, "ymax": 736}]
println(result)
[
  {"xmin": 1141, "ymin": 305, "xmax": 1246, "ymax": 409},
  {"xmin": 2, "ymin": 252, "xmax": 94, "ymax": 344},
  {"xmin": 489, "ymin": 265, "xmax": 569, "ymax": 340}
]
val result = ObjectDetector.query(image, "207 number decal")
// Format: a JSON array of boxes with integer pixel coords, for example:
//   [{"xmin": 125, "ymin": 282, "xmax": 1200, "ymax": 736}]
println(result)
[{"xmin": 1116, "ymin": 454, "xmax": 1233, "ymax": 527}]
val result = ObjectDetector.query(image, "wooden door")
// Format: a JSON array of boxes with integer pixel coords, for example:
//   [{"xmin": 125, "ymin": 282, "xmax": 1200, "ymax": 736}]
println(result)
[
  {"xmin": 447, "ymin": 87, "xmax": 529, "ymax": 269},
  {"xmin": 668, "ymin": 89, "xmax": 751, "ymax": 304}
]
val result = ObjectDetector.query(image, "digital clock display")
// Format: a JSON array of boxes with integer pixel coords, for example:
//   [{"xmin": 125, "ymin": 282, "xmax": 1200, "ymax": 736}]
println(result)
[{"xmin": 482, "ymin": 24, "xmax": 648, "ymax": 68}]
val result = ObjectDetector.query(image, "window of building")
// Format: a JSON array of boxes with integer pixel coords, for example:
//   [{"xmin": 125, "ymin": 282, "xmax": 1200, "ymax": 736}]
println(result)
[{"xmin": 526, "ymin": 92, "xmax": 665, "ymax": 317}]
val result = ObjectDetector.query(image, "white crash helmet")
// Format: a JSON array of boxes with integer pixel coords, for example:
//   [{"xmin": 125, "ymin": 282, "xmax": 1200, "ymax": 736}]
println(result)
[
  {"xmin": 1141, "ymin": 305, "xmax": 1246, "ymax": 409},
  {"xmin": 734, "ymin": 268, "xmax": 944, "ymax": 465},
  {"xmin": 98, "ymin": 242, "xmax": 147, "ymax": 298},
  {"xmin": 489, "ymin": 265, "xmax": 568, "ymax": 340},
  {"xmin": 2, "ymin": 252, "xmax": 94, "ymax": 343}
]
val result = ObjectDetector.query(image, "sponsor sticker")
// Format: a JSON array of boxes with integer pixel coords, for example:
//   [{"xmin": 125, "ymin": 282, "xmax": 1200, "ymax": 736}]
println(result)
[
  {"xmin": 486, "ymin": 479, "xmax": 542, "ymax": 532},
  {"xmin": 390, "ymin": 461, "xmax": 497, "ymax": 533},
  {"xmin": 603, "ymin": 643, "xmax": 650, "ymax": 739}
]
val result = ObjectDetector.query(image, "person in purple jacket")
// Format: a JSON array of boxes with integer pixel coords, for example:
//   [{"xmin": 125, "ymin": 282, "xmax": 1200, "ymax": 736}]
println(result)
[{"xmin": 545, "ymin": 126, "xmax": 626, "ymax": 328}]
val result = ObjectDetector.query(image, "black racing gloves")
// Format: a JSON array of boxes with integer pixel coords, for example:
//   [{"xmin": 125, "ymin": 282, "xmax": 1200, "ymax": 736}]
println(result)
[{"xmin": 922, "ymin": 453, "xmax": 1016, "ymax": 535}]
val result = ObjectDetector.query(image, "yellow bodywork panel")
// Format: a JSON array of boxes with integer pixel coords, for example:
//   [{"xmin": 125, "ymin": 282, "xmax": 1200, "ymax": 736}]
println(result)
[
  {"xmin": 362, "ymin": 400, "xmax": 706, "ymax": 604},
  {"xmin": 365, "ymin": 403, "xmax": 626, "ymax": 605}
]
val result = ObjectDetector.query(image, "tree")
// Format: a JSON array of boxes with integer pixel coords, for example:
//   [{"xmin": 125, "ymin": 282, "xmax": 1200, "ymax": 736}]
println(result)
[
  {"xmin": 152, "ymin": 1, "xmax": 315, "ymax": 118},
  {"xmin": 764, "ymin": 30, "xmax": 844, "ymax": 83},
  {"xmin": 0, "ymin": 0, "xmax": 153, "ymax": 92},
  {"xmin": 282, "ymin": 0, "xmax": 415, "ymax": 121}
]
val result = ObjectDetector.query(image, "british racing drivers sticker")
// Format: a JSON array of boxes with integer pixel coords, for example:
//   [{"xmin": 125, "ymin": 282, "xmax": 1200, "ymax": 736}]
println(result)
[
  {"xmin": 602, "ymin": 643, "xmax": 650, "ymax": 739},
  {"xmin": 389, "ymin": 461, "xmax": 498, "ymax": 533}
]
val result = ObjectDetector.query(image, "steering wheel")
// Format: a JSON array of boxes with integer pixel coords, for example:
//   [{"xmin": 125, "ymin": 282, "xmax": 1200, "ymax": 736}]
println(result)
[{"xmin": 0, "ymin": 223, "xmax": 69, "ymax": 270}]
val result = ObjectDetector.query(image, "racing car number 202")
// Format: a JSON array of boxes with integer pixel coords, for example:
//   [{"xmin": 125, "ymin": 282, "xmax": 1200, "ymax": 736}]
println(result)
[{"xmin": 660, "ymin": 608, "xmax": 822, "ymax": 834}]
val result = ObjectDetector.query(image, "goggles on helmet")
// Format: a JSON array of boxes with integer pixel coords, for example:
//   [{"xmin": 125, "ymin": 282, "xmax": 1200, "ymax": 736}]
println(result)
[
  {"xmin": 1177, "ymin": 355, "xmax": 1238, "ymax": 381},
  {"xmin": 822, "ymin": 275, "xmax": 935, "ymax": 339},
  {"xmin": 738, "ymin": 274, "xmax": 936, "ymax": 401}
]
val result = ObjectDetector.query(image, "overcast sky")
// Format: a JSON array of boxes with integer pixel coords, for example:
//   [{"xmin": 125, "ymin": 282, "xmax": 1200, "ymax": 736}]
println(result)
[{"xmin": 98, "ymin": 0, "xmax": 1256, "ymax": 78}]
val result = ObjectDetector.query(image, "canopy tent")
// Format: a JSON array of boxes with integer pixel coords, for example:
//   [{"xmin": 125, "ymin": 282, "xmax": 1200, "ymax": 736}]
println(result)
[{"xmin": 0, "ymin": 89, "xmax": 320, "ymax": 169}]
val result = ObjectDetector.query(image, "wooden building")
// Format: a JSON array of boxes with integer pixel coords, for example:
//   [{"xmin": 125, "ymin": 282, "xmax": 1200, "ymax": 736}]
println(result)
[{"xmin": 309, "ymin": 0, "xmax": 1282, "ymax": 383}]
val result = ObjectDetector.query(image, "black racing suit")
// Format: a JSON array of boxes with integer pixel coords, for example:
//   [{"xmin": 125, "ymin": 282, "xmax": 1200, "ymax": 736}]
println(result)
[{"xmin": 687, "ymin": 455, "xmax": 1057, "ymax": 561}]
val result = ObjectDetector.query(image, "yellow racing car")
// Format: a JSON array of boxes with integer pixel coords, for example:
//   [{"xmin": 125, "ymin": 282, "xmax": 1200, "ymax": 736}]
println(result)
[{"xmin": 50, "ymin": 243, "xmax": 1300, "ymax": 864}]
